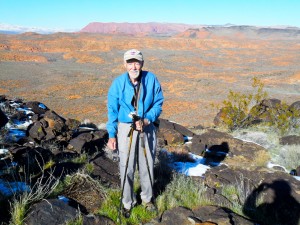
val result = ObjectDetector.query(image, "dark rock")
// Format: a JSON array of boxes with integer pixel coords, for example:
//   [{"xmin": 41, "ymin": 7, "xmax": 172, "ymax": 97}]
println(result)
[
  {"xmin": 90, "ymin": 153, "xmax": 119, "ymax": 188},
  {"xmin": 158, "ymin": 206, "xmax": 194, "ymax": 225},
  {"xmin": 46, "ymin": 161, "xmax": 83, "ymax": 179},
  {"xmin": 44, "ymin": 127, "xmax": 56, "ymax": 141},
  {"xmin": 202, "ymin": 165, "xmax": 300, "ymax": 225},
  {"xmin": 67, "ymin": 130, "xmax": 107, "ymax": 154},
  {"xmin": 243, "ymin": 178, "xmax": 300, "ymax": 225},
  {"xmin": 193, "ymin": 205, "xmax": 255, "ymax": 225},
  {"xmin": 0, "ymin": 95, "xmax": 7, "ymax": 102},
  {"xmin": 296, "ymin": 166, "xmax": 300, "ymax": 176},
  {"xmin": 10, "ymin": 111, "xmax": 28, "ymax": 122},
  {"xmin": 28, "ymin": 121, "xmax": 46, "ymax": 141},
  {"xmin": 68, "ymin": 132, "xmax": 93, "ymax": 153},
  {"xmin": 248, "ymin": 98, "xmax": 282, "ymax": 124},
  {"xmin": 44, "ymin": 110, "xmax": 66, "ymax": 133},
  {"xmin": 289, "ymin": 100, "xmax": 300, "ymax": 112},
  {"xmin": 159, "ymin": 118, "xmax": 195, "ymax": 137},
  {"xmin": 66, "ymin": 118, "xmax": 81, "ymax": 130},
  {"xmin": 23, "ymin": 199, "xmax": 79, "ymax": 225},
  {"xmin": 279, "ymin": 135, "xmax": 300, "ymax": 145},
  {"xmin": 190, "ymin": 134, "xmax": 206, "ymax": 155},
  {"xmin": 160, "ymin": 128, "xmax": 184, "ymax": 145},
  {"xmin": 195, "ymin": 129, "xmax": 266, "ymax": 164},
  {"xmin": 82, "ymin": 214, "xmax": 115, "ymax": 225},
  {"xmin": 260, "ymin": 98, "xmax": 281, "ymax": 108},
  {"xmin": 0, "ymin": 108, "xmax": 8, "ymax": 128},
  {"xmin": 9, "ymin": 146, "xmax": 53, "ymax": 174},
  {"xmin": 157, "ymin": 118, "xmax": 194, "ymax": 146},
  {"xmin": 24, "ymin": 101, "xmax": 49, "ymax": 114}
]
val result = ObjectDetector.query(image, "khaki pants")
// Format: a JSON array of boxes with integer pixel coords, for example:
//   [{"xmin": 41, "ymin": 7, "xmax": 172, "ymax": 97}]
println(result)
[{"xmin": 117, "ymin": 122, "xmax": 157, "ymax": 210}]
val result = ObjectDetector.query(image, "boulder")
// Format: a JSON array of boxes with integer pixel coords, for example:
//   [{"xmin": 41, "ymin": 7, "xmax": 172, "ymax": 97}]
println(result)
[
  {"xmin": 44, "ymin": 110, "xmax": 66, "ymax": 133},
  {"xmin": 157, "ymin": 206, "xmax": 194, "ymax": 225},
  {"xmin": 0, "ymin": 108, "xmax": 8, "ymax": 128},
  {"xmin": 279, "ymin": 135, "xmax": 300, "ymax": 145},
  {"xmin": 90, "ymin": 153, "xmax": 119, "ymax": 188},
  {"xmin": 157, "ymin": 119, "xmax": 192, "ymax": 145},
  {"xmin": 9, "ymin": 146, "xmax": 53, "ymax": 174},
  {"xmin": 23, "ymin": 101, "xmax": 49, "ymax": 114},
  {"xmin": 23, "ymin": 199, "xmax": 80, "ymax": 225},
  {"xmin": 68, "ymin": 132, "xmax": 94, "ymax": 153},
  {"xmin": 193, "ymin": 205, "xmax": 255, "ymax": 225},
  {"xmin": 154, "ymin": 205, "xmax": 255, "ymax": 225},
  {"xmin": 28, "ymin": 121, "xmax": 46, "ymax": 141},
  {"xmin": 296, "ymin": 165, "xmax": 300, "ymax": 176},
  {"xmin": 67, "ymin": 129, "xmax": 108, "ymax": 154},
  {"xmin": 191, "ymin": 129, "xmax": 267, "ymax": 167},
  {"xmin": 289, "ymin": 100, "xmax": 300, "ymax": 112}
]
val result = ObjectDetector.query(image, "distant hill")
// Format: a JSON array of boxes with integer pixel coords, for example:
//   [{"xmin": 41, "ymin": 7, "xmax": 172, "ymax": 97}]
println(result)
[
  {"xmin": 176, "ymin": 26, "xmax": 300, "ymax": 40},
  {"xmin": 79, "ymin": 22, "xmax": 200, "ymax": 36},
  {"xmin": 80, "ymin": 22, "xmax": 300, "ymax": 40}
]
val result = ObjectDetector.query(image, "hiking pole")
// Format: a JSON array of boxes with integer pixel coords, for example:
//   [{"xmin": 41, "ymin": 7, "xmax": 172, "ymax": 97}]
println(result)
[
  {"xmin": 140, "ymin": 132, "xmax": 154, "ymax": 188},
  {"xmin": 117, "ymin": 127, "xmax": 134, "ymax": 223}
]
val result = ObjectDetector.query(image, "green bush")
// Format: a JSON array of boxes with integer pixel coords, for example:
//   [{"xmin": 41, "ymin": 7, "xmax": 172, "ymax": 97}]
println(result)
[
  {"xmin": 219, "ymin": 77, "xmax": 300, "ymax": 135},
  {"xmin": 220, "ymin": 77, "xmax": 267, "ymax": 131}
]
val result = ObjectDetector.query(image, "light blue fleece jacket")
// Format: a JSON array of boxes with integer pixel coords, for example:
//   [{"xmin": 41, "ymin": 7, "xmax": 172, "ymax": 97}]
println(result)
[{"xmin": 106, "ymin": 71, "xmax": 164, "ymax": 138}]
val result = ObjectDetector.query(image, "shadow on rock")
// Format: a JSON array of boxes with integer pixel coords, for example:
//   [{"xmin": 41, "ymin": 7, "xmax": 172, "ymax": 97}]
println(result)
[
  {"xmin": 243, "ymin": 179, "xmax": 300, "ymax": 225},
  {"xmin": 202, "ymin": 141, "xmax": 229, "ymax": 166}
]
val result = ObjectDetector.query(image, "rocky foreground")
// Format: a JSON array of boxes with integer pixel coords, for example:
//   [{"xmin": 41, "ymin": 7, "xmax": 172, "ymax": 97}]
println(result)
[{"xmin": 0, "ymin": 96, "xmax": 300, "ymax": 225}]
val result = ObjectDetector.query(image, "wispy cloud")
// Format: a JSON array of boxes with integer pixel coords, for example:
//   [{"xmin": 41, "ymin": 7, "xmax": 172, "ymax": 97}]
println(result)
[{"xmin": 0, "ymin": 23, "xmax": 77, "ymax": 34}]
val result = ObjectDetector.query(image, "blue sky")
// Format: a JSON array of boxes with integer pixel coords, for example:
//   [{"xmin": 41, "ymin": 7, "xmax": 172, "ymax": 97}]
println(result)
[{"xmin": 0, "ymin": 0, "xmax": 299, "ymax": 31}]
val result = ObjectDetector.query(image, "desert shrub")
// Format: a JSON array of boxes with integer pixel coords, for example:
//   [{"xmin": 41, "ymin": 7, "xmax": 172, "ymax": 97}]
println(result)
[
  {"xmin": 156, "ymin": 174, "xmax": 210, "ymax": 213},
  {"xmin": 219, "ymin": 77, "xmax": 300, "ymax": 135},
  {"xmin": 265, "ymin": 102, "xmax": 300, "ymax": 135},
  {"xmin": 220, "ymin": 77, "xmax": 267, "ymax": 131}
]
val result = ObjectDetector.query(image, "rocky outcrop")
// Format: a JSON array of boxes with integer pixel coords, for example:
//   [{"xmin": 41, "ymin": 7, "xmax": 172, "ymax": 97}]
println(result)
[
  {"xmin": 280, "ymin": 135, "xmax": 300, "ymax": 145},
  {"xmin": 23, "ymin": 199, "xmax": 115, "ymax": 225},
  {"xmin": 0, "ymin": 108, "xmax": 8, "ymax": 128},
  {"xmin": 152, "ymin": 206, "xmax": 255, "ymax": 225}
]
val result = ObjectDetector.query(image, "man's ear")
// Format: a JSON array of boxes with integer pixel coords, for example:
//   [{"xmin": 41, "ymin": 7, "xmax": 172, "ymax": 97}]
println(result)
[{"xmin": 124, "ymin": 62, "xmax": 127, "ymax": 68}]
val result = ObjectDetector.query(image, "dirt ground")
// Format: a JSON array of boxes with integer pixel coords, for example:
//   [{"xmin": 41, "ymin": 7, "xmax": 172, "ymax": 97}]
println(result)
[{"xmin": 0, "ymin": 33, "xmax": 300, "ymax": 127}]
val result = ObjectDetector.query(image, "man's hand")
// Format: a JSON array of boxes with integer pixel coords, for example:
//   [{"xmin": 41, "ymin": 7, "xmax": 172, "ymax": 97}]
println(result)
[
  {"xmin": 135, "ymin": 119, "xmax": 150, "ymax": 132},
  {"xmin": 107, "ymin": 138, "xmax": 117, "ymax": 150}
]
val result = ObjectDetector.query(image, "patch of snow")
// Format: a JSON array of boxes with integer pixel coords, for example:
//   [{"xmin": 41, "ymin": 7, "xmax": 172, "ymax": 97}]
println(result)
[
  {"xmin": 171, "ymin": 153, "xmax": 211, "ymax": 177},
  {"xmin": 16, "ymin": 107, "xmax": 34, "ymax": 115},
  {"xmin": 184, "ymin": 136, "xmax": 193, "ymax": 142},
  {"xmin": 0, "ymin": 149, "xmax": 9, "ymax": 155},
  {"xmin": 0, "ymin": 179, "xmax": 30, "ymax": 197},
  {"xmin": 58, "ymin": 195, "xmax": 70, "ymax": 203},
  {"xmin": 7, "ymin": 129, "xmax": 27, "ymax": 142},
  {"xmin": 267, "ymin": 162, "xmax": 289, "ymax": 173},
  {"xmin": 293, "ymin": 176, "xmax": 300, "ymax": 181}
]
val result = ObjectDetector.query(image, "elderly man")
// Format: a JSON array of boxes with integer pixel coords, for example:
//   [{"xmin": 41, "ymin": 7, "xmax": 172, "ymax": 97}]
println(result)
[{"xmin": 106, "ymin": 49, "xmax": 164, "ymax": 217}]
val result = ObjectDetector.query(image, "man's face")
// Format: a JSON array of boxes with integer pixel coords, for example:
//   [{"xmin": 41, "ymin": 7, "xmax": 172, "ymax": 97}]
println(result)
[{"xmin": 124, "ymin": 59, "xmax": 143, "ymax": 79}]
